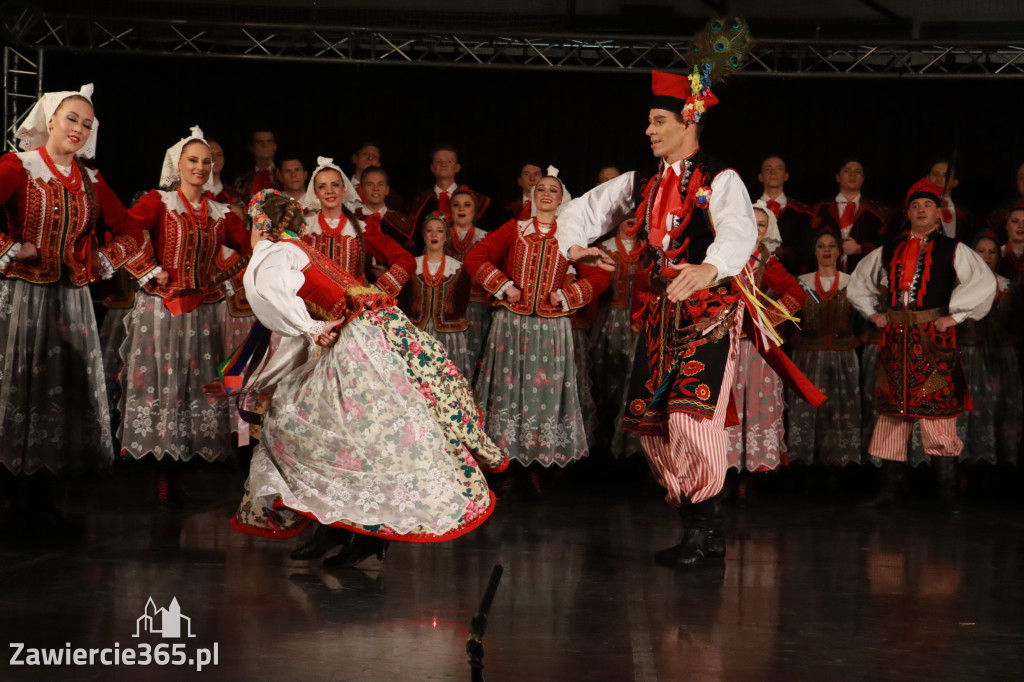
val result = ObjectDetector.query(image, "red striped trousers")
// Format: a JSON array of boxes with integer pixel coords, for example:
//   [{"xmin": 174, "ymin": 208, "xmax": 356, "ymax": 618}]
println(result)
[
  {"xmin": 640, "ymin": 309, "xmax": 741, "ymax": 505},
  {"xmin": 869, "ymin": 414, "xmax": 962, "ymax": 462}
]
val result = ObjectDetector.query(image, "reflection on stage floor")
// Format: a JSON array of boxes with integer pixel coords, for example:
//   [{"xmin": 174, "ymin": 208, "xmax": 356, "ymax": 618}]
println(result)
[{"xmin": 1, "ymin": 469, "xmax": 1022, "ymax": 681}]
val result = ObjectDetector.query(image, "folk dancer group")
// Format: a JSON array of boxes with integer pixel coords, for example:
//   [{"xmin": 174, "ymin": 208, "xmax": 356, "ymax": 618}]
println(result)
[{"xmin": 1, "ymin": 17, "xmax": 1001, "ymax": 570}]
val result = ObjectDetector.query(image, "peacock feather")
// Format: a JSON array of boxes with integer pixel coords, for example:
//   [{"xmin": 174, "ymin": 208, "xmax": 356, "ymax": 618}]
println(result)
[{"xmin": 691, "ymin": 16, "xmax": 753, "ymax": 85}]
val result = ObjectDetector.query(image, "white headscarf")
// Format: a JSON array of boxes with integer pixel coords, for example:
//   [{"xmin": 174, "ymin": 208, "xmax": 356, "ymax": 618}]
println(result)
[
  {"xmin": 16, "ymin": 83, "xmax": 99, "ymax": 159},
  {"xmin": 302, "ymin": 156, "xmax": 362, "ymax": 213},
  {"xmin": 159, "ymin": 125, "xmax": 214, "ymax": 191},
  {"xmin": 530, "ymin": 164, "xmax": 574, "ymax": 218},
  {"xmin": 751, "ymin": 200, "xmax": 782, "ymax": 254}
]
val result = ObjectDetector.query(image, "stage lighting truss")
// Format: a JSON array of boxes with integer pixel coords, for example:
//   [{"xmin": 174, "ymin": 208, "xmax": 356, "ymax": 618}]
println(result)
[
  {"xmin": 2, "ymin": 46, "xmax": 43, "ymax": 153},
  {"xmin": 4, "ymin": 8, "xmax": 1024, "ymax": 149}
]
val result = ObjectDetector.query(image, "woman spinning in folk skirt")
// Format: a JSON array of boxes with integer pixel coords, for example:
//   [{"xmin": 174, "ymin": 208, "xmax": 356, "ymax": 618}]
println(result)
[{"xmin": 226, "ymin": 190, "xmax": 507, "ymax": 568}]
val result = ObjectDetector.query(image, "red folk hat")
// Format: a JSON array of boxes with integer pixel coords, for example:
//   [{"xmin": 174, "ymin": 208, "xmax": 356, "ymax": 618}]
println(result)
[
  {"xmin": 905, "ymin": 178, "xmax": 943, "ymax": 207},
  {"xmin": 650, "ymin": 70, "xmax": 690, "ymax": 111},
  {"xmin": 650, "ymin": 68, "xmax": 718, "ymax": 124}
]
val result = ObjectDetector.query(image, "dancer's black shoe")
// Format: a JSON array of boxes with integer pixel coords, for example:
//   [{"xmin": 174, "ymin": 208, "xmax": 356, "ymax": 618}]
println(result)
[
  {"xmin": 654, "ymin": 501, "xmax": 693, "ymax": 564},
  {"xmin": 655, "ymin": 496, "xmax": 724, "ymax": 568},
  {"xmin": 932, "ymin": 456, "xmax": 962, "ymax": 515},
  {"xmin": 322, "ymin": 534, "xmax": 389, "ymax": 569},
  {"xmin": 290, "ymin": 524, "xmax": 352, "ymax": 561},
  {"xmin": 859, "ymin": 458, "xmax": 906, "ymax": 508}
]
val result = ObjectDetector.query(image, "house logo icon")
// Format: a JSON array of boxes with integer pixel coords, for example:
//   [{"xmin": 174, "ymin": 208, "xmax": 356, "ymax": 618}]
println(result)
[{"xmin": 133, "ymin": 597, "xmax": 196, "ymax": 638}]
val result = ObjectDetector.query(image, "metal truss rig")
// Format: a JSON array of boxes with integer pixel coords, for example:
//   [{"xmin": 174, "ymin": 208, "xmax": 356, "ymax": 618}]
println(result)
[
  {"xmin": 2, "ymin": 45, "xmax": 42, "ymax": 153},
  {"xmin": 5, "ymin": 10, "xmax": 1024, "ymax": 79}
]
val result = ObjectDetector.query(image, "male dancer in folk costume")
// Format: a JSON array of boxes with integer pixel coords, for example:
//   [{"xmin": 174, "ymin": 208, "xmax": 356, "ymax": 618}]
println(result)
[
  {"xmin": 848, "ymin": 179, "xmax": 996, "ymax": 509},
  {"xmin": 558, "ymin": 18, "xmax": 823, "ymax": 568}
]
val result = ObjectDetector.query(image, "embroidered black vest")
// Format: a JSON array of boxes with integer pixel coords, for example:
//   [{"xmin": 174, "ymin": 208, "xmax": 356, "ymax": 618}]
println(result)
[
  {"xmin": 880, "ymin": 230, "xmax": 958, "ymax": 311},
  {"xmin": 631, "ymin": 149, "xmax": 728, "ymax": 272}
]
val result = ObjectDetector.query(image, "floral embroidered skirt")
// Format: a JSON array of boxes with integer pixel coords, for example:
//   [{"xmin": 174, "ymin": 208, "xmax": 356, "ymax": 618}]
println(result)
[
  {"xmin": 99, "ymin": 306, "xmax": 131, "ymax": 415},
  {"xmin": 787, "ymin": 348, "xmax": 862, "ymax": 466},
  {"xmin": 726, "ymin": 337, "xmax": 787, "ymax": 472},
  {"xmin": 473, "ymin": 308, "xmax": 589, "ymax": 467},
  {"xmin": 424, "ymin": 318, "xmax": 471, "ymax": 379},
  {"xmin": 464, "ymin": 300, "xmax": 491, "ymax": 381},
  {"xmin": 232, "ymin": 307, "xmax": 506, "ymax": 542},
  {"xmin": 0, "ymin": 279, "xmax": 113, "ymax": 475},
  {"xmin": 118, "ymin": 295, "xmax": 232, "ymax": 462},
  {"xmin": 590, "ymin": 306, "xmax": 641, "ymax": 455}
]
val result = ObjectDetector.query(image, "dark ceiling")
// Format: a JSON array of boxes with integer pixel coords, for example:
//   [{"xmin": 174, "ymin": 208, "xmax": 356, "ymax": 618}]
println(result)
[{"xmin": 20, "ymin": 0, "xmax": 1024, "ymax": 40}]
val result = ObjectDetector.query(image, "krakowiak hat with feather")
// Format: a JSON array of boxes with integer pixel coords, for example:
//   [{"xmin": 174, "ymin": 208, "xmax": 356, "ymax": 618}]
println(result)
[{"xmin": 650, "ymin": 16, "xmax": 753, "ymax": 124}]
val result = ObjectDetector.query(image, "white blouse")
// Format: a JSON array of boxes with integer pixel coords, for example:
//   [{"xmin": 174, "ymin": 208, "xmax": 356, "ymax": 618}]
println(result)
[
  {"xmin": 555, "ymin": 159, "xmax": 757, "ymax": 279},
  {"xmin": 847, "ymin": 238, "xmax": 996, "ymax": 324},
  {"xmin": 242, "ymin": 240, "xmax": 326, "ymax": 391}
]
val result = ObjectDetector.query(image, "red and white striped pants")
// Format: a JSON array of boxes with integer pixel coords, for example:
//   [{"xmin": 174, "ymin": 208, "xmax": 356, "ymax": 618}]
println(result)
[
  {"xmin": 868, "ymin": 415, "xmax": 962, "ymax": 462},
  {"xmin": 640, "ymin": 313, "xmax": 740, "ymax": 506}
]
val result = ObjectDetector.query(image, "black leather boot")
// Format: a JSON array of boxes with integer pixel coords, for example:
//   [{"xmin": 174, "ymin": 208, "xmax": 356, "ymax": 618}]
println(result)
[
  {"xmin": 653, "ymin": 501, "xmax": 694, "ymax": 564},
  {"xmin": 932, "ymin": 456, "xmax": 961, "ymax": 514},
  {"xmin": 702, "ymin": 495, "xmax": 725, "ymax": 558},
  {"xmin": 860, "ymin": 458, "xmax": 906, "ymax": 508},
  {"xmin": 290, "ymin": 523, "xmax": 352, "ymax": 560},
  {"xmin": 322, "ymin": 533, "xmax": 389, "ymax": 569},
  {"xmin": 656, "ymin": 496, "xmax": 725, "ymax": 568}
]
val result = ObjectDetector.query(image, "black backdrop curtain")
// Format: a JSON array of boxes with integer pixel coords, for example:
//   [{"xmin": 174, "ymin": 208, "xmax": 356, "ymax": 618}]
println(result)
[{"xmin": 44, "ymin": 51, "xmax": 1024, "ymax": 229}]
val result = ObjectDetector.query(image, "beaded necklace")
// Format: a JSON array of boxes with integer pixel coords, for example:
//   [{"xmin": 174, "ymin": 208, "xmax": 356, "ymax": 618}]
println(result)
[
  {"xmin": 39, "ymin": 146, "xmax": 83, "ymax": 194},
  {"xmin": 318, "ymin": 212, "xmax": 346, "ymax": 236},
  {"xmin": 815, "ymin": 271, "xmax": 840, "ymax": 302},
  {"xmin": 533, "ymin": 218, "xmax": 556, "ymax": 239},
  {"xmin": 449, "ymin": 225, "xmax": 475, "ymax": 255},
  {"xmin": 422, "ymin": 254, "xmax": 446, "ymax": 287},
  {"xmin": 176, "ymin": 187, "xmax": 209, "ymax": 229}
]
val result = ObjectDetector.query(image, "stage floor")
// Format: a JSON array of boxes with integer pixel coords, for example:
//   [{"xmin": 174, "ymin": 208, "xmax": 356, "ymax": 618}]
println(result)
[{"xmin": 1, "ymin": 467, "xmax": 1022, "ymax": 682}]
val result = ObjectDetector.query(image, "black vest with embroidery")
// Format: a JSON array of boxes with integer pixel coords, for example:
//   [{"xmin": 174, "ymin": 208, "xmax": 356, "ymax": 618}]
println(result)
[
  {"xmin": 631, "ymin": 149, "xmax": 728, "ymax": 271},
  {"xmin": 880, "ymin": 230, "xmax": 958, "ymax": 311}
]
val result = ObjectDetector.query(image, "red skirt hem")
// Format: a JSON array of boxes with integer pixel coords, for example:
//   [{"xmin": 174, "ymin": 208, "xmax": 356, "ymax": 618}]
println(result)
[
  {"xmin": 270, "ymin": 490, "xmax": 498, "ymax": 544},
  {"xmin": 230, "ymin": 515, "xmax": 312, "ymax": 539}
]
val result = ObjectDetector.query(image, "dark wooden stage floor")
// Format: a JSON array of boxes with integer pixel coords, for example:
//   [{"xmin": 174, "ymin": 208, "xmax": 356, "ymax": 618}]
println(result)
[{"xmin": 2, "ymin": 466, "xmax": 1022, "ymax": 681}]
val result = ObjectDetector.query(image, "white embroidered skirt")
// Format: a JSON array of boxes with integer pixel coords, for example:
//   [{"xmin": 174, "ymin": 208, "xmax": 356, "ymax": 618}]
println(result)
[
  {"xmin": 0, "ymin": 279, "xmax": 113, "ymax": 474},
  {"xmin": 118, "ymin": 294, "xmax": 232, "ymax": 462}
]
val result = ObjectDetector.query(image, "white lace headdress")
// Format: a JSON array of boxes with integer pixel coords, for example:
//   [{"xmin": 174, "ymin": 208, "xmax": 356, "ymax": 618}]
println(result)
[
  {"xmin": 159, "ymin": 125, "xmax": 213, "ymax": 191},
  {"xmin": 16, "ymin": 83, "xmax": 99, "ymax": 159},
  {"xmin": 530, "ymin": 164, "xmax": 573, "ymax": 217},
  {"xmin": 751, "ymin": 200, "xmax": 782, "ymax": 253},
  {"xmin": 302, "ymin": 156, "xmax": 362, "ymax": 213}
]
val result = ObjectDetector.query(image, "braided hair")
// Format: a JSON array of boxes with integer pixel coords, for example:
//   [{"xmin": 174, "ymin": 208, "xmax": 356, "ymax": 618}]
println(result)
[{"xmin": 261, "ymin": 193, "xmax": 306, "ymax": 240}]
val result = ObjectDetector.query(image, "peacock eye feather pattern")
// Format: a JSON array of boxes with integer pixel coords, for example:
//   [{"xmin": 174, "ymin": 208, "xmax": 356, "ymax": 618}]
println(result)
[{"xmin": 692, "ymin": 15, "xmax": 753, "ymax": 85}]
